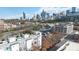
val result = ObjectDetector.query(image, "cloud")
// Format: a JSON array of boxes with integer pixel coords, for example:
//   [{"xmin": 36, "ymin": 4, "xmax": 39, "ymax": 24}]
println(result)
[{"xmin": 38, "ymin": 7, "xmax": 71, "ymax": 14}]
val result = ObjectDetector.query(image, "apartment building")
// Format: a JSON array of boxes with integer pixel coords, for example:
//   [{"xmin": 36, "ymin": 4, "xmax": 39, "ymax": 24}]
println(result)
[
  {"xmin": 53, "ymin": 22, "xmax": 73, "ymax": 34},
  {"xmin": 0, "ymin": 31, "xmax": 42, "ymax": 51},
  {"xmin": 0, "ymin": 20, "xmax": 17, "ymax": 31}
]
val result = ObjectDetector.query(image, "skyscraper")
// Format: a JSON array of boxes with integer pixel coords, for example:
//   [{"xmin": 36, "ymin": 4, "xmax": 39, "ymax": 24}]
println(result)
[
  {"xmin": 46, "ymin": 13, "xmax": 50, "ymax": 19},
  {"xmin": 23, "ymin": 12, "xmax": 26, "ymax": 20},
  {"xmin": 72, "ymin": 7, "xmax": 76, "ymax": 13},
  {"xmin": 32, "ymin": 14, "xmax": 37, "ymax": 21},
  {"xmin": 36, "ymin": 14, "xmax": 40, "ymax": 20},
  {"xmin": 41, "ymin": 10, "xmax": 46, "ymax": 20},
  {"xmin": 20, "ymin": 17, "xmax": 22, "ymax": 20},
  {"xmin": 66, "ymin": 10, "xmax": 70, "ymax": 14}
]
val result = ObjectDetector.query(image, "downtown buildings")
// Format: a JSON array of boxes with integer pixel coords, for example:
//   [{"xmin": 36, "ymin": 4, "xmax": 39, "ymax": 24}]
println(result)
[
  {"xmin": 66, "ymin": 7, "xmax": 79, "ymax": 21},
  {"xmin": 15, "ymin": 7, "xmax": 79, "ymax": 22},
  {"xmin": 32, "ymin": 10, "xmax": 53, "ymax": 21},
  {"xmin": 31, "ymin": 7, "xmax": 79, "ymax": 22}
]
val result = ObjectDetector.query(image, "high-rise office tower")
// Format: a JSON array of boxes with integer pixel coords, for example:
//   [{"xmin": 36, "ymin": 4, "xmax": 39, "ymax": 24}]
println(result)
[
  {"xmin": 36, "ymin": 14, "xmax": 40, "ymax": 20},
  {"xmin": 20, "ymin": 17, "xmax": 22, "ymax": 20},
  {"xmin": 66, "ymin": 10, "xmax": 70, "ymax": 14},
  {"xmin": 72, "ymin": 7, "xmax": 76, "ymax": 13},
  {"xmin": 41, "ymin": 10, "xmax": 46, "ymax": 20},
  {"xmin": 46, "ymin": 13, "xmax": 50, "ymax": 19},
  {"xmin": 66, "ymin": 10, "xmax": 70, "ymax": 16},
  {"xmin": 23, "ymin": 12, "xmax": 26, "ymax": 20}
]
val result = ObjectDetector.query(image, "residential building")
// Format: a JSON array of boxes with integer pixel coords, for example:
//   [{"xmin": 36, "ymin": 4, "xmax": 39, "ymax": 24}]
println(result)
[
  {"xmin": 53, "ymin": 22, "xmax": 73, "ymax": 34},
  {"xmin": 0, "ymin": 20, "xmax": 6, "ymax": 31},
  {"xmin": 0, "ymin": 31, "xmax": 42, "ymax": 51},
  {"xmin": 0, "ymin": 20, "xmax": 17, "ymax": 31}
]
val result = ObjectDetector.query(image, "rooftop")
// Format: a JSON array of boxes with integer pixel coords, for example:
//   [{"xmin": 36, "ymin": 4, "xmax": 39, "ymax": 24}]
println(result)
[{"xmin": 57, "ymin": 41, "xmax": 79, "ymax": 51}]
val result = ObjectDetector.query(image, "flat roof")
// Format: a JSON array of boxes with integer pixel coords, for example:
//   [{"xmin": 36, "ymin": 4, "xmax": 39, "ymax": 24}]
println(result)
[
  {"xmin": 64, "ymin": 41, "xmax": 79, "ymax": 51},
  {"xmin": 57, "ymin": 41, "xmax": 79, "ymax": 51}
]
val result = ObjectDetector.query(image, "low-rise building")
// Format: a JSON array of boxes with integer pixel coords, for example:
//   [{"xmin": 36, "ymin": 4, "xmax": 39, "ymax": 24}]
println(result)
[
  {"xmin": 0, "ymin": 20, "xmax": 17, "ymax": 31},
  {"xmin": 0, "ymin": 31, "xmax": 42, "ymax": 51},
  {"xmin": 23, "ymin": 31, "xmax": 42, "ymax": 50}
]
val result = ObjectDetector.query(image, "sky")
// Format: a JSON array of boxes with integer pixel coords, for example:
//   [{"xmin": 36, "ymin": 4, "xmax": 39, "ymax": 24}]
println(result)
[
  {"xmin": 0, "ymin": 7, "xmax": 41, "ymax": 19},
  {"xmin": 0, "ymin": 7, "xmax": 78, "ymax": 19}
]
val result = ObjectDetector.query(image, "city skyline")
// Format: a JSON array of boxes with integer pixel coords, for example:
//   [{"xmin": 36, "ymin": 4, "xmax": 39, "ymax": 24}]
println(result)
[{"xmin": 0, "ymin": 7, "xmax": 79, "ymax": 19}]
